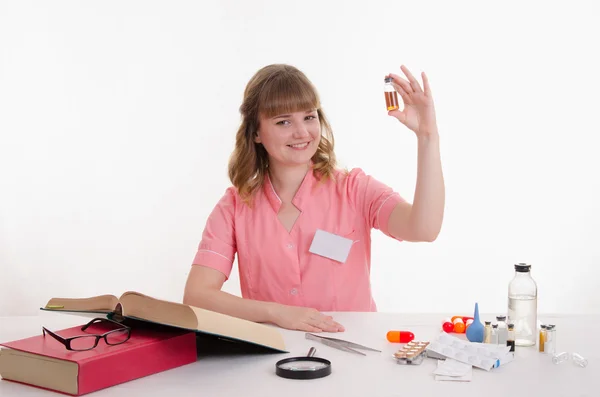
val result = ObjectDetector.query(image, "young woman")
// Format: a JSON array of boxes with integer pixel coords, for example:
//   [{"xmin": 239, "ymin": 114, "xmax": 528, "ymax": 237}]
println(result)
[{"xmin": 183, "ymin": 64, "xmax": 444, "ymax": 333}]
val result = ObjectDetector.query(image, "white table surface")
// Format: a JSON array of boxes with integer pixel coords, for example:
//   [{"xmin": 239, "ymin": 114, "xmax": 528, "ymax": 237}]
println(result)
[{"xmin": 1, "ymin": 311, "xmax": 598, "ymax": 397}]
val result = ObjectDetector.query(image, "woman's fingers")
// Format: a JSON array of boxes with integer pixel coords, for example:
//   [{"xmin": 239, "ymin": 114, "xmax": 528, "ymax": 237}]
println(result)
[
  {"xmin": 324, "ymin": 316, "xmax": 345, "ymax": 331},
  {"xmin": 318, "ymin": 321, "xmax": 340, "ymax": 332},
  {"xmin": 388, "ymin": 73, "xmax": 413, "ymax": 93},
  {"xmin": 333, "ymin": 321, "xmax": 345, "ymax": 332},
  {"xmin": 297, "ymin": 318, "xmax": 326, "ymax": 333},
  {"xmin": 300, "ymin": 324, "xmax": 323, "ymax": 333},
  {"xmin": 316, "ymin": 315, "xmax": 345, "ymax": 332},
  {"xmin": 422, "ymin": 71, "xmax": 432, "ymax": 96},
  {"xmin": 393, "ymin": 83, "xmax": 411, "ymax": 103},
  {"xmin": 299, "ymin": 310, "xmax": 345, "ymax": 333},
  {"xmin": 388, "ymin": 108, "xmax": 407, "ymax": 125},
  {"xmin": 387, "ymin": 73, "xmax": 413, "ymax": 106},
  {"xmin": 400, "ymin": 65, "xmax": 423, "ymax": 93}
]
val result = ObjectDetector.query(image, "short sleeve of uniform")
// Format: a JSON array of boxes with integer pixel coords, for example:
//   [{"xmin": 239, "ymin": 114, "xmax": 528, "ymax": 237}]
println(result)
[
  {"xmin": 192, "ymin": 187, "xmax": 237, "ymax": 280},
  {"xmin": 345, "ymin": 168, "xmax": 407, "ymax": 240}
]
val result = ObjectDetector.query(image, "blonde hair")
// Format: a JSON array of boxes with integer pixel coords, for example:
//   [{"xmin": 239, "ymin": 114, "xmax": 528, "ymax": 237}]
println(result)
[{"xmin": 228, "ymin": 64, "xmax": 337, "ymax": 205}]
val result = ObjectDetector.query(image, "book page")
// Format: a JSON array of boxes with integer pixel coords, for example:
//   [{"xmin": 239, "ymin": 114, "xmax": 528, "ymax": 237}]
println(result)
[
  {"xmin": 118, "ymin": 291, "xmax": 286, "ymax": 351},
  {"xmin": 43, "ymin": 295, "xmax": 118, "ymax": 313},
  {"xmin": 0, "ymin": 349, "xmax": 78, "ymax": 395},
  {"xmin": 119, "ymin": 291, "xmax": 200, "ymax": 330},
  {"xmin": 190, "ymin": 306, "xmax": 286, "ymax": 351}
]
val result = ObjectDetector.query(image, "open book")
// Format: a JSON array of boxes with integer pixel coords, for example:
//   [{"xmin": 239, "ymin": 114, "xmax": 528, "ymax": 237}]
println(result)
[{"xmin": 40, "ymin": 291, "xmax": 287, "ymax": 353}]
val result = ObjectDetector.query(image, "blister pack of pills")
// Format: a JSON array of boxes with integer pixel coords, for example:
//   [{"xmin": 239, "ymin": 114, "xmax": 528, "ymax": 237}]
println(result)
[
  {"xmin": 393, "ymin": 341, "xmax": 430, "ymax": 365},
  {"xmin": 425, "ymin": 332, "xmax": 511, "ymax": 371}
]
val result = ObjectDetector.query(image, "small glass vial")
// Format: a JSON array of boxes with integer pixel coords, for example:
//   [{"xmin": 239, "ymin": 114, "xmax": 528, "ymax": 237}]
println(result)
[
  {"xmin": 552, "ymin": 352, "xmax": 569, "ymax": 364},
  {"xmin": 539, "ymin": 324, "xmax": 547, "ymax": 352},
  {"xmin": 545, "ymin": 325, "xmax": 556, "ymax": 355},
  {"xmin": 507, "ymin": 323, "xmax": 515, "ymax": 352},
  {"xmin": 484, "ymin": 321, "xmax": 492, "ymax": 343},
  {"xmin": 384, "ymin": 77, "xmax": 399, "ymax": 111},
  {"xmin": 508, "ymin": 263, "xmax": 538, "ymax": 347},
  {"xmin": 572, "ymin": 353, "xmax": 588, "ymax": 368},
  {"xmin": 496, "ymin": 315, "xmax": 508, "ymax": 345},
  {"xmin": 491, "ymin": 324, "xmax": 499, "ymax": 344}
]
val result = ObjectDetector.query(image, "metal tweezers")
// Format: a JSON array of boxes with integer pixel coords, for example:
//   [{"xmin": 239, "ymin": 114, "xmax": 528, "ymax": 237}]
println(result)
[{"xmin": 305, "ymin": 333, "xmax": 381, "ymax": 356}]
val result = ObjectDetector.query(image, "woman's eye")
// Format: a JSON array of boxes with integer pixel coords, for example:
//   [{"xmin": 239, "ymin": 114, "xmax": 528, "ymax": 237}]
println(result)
[
  {"xmin": 305, "ymin": 115, "xmax": 317, "ymax": 121},
  {"xmin": 276, "ymin": 120, "xmax": 290, "ymax": 126}
]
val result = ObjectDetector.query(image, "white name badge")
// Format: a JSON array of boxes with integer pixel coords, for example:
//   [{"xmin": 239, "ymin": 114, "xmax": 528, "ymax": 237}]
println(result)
[{"xmin": 308, "ymin": 229, "xmax": 353, "ymax": 263}]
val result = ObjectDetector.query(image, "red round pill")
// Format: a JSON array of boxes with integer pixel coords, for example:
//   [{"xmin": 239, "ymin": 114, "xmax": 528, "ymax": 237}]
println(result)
[
  {"xmin": 386, "ymin": 331, "xmax": 415, "ymax": 343},
  {"xmin": 442, "ymin": 322, "xmax": 454, "ymax": 333}
]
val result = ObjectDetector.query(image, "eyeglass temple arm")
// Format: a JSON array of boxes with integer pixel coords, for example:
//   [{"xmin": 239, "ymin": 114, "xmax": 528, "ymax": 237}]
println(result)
[
  {"xmin": 42, "ymin": 327, "xmax": 67, "ymax": 344},
  {"xmin": 81, "ymin": 317, "xmax": 130, "ymax": 331},
  {"xmin": 81, "ymin": 318, "xmax": 104, "ymax": 331}
]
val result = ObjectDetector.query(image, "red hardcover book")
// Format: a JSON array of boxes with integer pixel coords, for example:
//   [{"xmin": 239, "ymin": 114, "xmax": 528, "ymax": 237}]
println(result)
[{"xmin": 0, "ymin": 320, "xmax": 197, "ymax": 395}]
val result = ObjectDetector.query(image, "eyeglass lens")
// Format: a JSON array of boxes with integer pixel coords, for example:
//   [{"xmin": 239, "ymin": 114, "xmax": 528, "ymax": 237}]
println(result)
[
  {"xmin": 106, "ymin": 329, "xmax": 129, "ymax": 345},
  {"xmin": 69, "ymin": 329, "xmax": 129, "ymax": 350}
]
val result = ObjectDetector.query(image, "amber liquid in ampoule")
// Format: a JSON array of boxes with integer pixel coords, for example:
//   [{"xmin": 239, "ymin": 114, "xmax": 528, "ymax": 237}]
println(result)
[
  {"xmin": 385, "ymin": 91, "xmax": 399, "ymax": 111},
  {"xmin": 507, "ymin": 339, "xmax": 515, "ymax": 352}
]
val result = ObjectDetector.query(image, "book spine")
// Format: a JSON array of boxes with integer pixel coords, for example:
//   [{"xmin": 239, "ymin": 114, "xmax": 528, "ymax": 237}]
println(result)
[{"xmin": 77, "ymin": 333, "xmax": 197, "ymax": 395}]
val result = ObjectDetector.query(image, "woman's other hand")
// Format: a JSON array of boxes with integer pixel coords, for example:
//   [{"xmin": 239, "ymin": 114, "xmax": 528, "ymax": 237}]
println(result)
[{"xmin": 268, "ymin": 304, "xmax": 345, "ymax": 333}]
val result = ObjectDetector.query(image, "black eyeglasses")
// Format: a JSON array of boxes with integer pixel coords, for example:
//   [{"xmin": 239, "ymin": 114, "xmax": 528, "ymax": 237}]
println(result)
[{"xmin": 42, "ymin": 317, "xmax": 131, "ymax": 351}]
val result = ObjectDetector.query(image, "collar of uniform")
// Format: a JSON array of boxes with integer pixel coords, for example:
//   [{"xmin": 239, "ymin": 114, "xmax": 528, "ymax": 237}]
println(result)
[{"xmin": 263, "ymin": 166, "xmax": 316, "ymax": 213}]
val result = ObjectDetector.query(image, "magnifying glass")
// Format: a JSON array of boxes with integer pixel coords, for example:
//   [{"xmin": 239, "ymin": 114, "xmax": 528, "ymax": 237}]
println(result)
[{"xmin": 275, "ymin": 347, "xmax": 332, "ymax": 380}]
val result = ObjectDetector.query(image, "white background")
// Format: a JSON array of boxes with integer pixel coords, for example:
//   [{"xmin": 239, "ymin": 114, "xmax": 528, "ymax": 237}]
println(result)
[{"xmin": 1, "ymin": 0, "xmax": 598, "ymax": 317}]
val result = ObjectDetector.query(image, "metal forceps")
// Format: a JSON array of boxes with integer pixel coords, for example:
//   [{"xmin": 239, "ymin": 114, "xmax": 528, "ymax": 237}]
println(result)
[{"xmin": 305, "ymin": 333, "xmax": 381, "ymax": 356}]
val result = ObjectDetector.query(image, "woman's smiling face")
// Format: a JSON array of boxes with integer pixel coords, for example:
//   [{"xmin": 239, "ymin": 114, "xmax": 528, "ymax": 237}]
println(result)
[{"xmin": 255, "ymin": 109, "xmax": 321, "ymax": 168}]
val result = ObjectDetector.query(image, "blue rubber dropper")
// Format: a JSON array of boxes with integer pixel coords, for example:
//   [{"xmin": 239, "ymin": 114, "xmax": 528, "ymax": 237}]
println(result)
[{"xmin": 466, "ymin": 302, "xmax": 484, "ymax": 343}]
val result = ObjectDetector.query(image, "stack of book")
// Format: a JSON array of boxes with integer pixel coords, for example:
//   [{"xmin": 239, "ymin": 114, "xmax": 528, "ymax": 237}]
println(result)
[{"xmin": 0, "ymin": 291, "xmax": 287, "ymax": 395}]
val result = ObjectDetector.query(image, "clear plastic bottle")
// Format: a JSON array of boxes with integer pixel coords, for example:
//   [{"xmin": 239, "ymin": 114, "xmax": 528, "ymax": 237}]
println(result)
[{"xmin": 507, "ymin": 263, "xmax": 538, "ymax": 347}]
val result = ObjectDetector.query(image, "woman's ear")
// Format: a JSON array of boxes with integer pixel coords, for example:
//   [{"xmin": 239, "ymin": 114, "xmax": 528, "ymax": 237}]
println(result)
[{"xmin": 254, "ymin": 131, "xmax": 262, "ymax": 144}]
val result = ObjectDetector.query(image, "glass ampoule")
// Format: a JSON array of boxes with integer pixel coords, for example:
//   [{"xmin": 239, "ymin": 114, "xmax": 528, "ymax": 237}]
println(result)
[
  {"xmin": 545, "ymin": 325, "xmax": 556, "ymax": 355},
  {"xmin": 491, "ymin": 324, "xmax": 499, "ymax": 344},
  {"xmin": 507, "ymin": 323, "xmax": 515, "ymax": 352},
  {"xmin": 552, "ymin": 352, "xmax": 569, "ymax": 364},
  {"xmin": 572, "ymin": 353, "xmax": 588, "ymax": 368},
  {"xmin": 384, "ymin": 77, "xmax": 399, "ymax": 111},
  {"xmin": 496, "ymin": 315, "xmax": 508, "ymax": 345},
  {"xmin": 539, "ymin": 324, "xmax": 547, "ymax": 352},
  {"xmin": 484, "ymin": 321, "xmax": 492, "ymax": 343}
]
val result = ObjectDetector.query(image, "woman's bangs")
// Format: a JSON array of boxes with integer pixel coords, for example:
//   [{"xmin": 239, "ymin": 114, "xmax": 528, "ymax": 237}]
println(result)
[{"xmin": 259, "ymin": 75, "xmax": 320, "ymax": 118}]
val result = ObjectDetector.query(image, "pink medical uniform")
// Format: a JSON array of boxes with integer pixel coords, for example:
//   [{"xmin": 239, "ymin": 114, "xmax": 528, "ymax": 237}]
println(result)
[{"xmin": 192, "ymin": 167, "xmax": 405, "ymax": 312}]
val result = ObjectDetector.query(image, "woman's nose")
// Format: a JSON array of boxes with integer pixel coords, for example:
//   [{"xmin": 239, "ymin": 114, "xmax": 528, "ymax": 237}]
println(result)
[{"xmin": 293, "ymin": 124, "xmax": 310, "ymax": 138}]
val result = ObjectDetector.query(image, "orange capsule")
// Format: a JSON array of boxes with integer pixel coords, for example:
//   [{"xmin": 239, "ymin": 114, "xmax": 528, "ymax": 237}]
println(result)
[
  {"xmin": 453, "ymin": 318, "xmax": 465, "ymax": 333},
  {"xmin": 386, "ymin": 330, "xmax": 415, "ymax": 343}
]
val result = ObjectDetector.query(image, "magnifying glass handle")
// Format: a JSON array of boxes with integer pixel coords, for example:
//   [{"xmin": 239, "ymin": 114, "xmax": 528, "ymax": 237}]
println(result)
[{"xmin": 307, "ymin": 347, "xmax": 316, "ymax": 357}]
